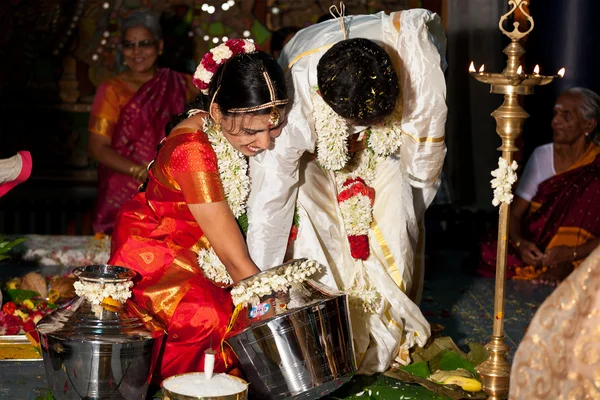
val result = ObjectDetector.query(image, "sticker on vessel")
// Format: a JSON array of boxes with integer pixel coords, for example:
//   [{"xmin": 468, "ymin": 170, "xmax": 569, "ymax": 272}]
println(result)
[{"xmin": 249, "ymin": 302, "xmax": 270, "ymax": 319}]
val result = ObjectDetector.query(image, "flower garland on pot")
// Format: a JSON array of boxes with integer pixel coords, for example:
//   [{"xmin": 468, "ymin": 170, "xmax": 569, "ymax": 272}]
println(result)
[{"xmin": 230, "ymin": 259, "xmax": 322, "ymax": 307}]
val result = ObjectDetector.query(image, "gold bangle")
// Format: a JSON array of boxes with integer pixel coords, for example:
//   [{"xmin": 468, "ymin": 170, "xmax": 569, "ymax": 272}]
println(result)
[{"xmin": 129, "ymin": 164, "xmax": 146, "ymax": 182}]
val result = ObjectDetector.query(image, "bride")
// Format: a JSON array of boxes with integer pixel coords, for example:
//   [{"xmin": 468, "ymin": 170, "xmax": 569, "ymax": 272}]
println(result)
[{"xmin": 108, "ymin": 39, "xmax": 290, "ymax": 383}]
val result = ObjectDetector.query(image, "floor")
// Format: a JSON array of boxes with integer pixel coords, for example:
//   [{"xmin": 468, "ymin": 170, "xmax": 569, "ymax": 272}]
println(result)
[{"xmin": 0, "ymin": 249, "xmax": 555, "ymax": 399}]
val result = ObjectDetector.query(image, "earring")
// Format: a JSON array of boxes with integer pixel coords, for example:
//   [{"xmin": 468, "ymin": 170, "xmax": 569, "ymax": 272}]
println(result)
[
  {"xmin": 214, "ymin": 121, "xmax": 222, "ymax": 132},
  {"xmin": 585, "ymin": 132, "xmax": 590, "ymax": 137}
]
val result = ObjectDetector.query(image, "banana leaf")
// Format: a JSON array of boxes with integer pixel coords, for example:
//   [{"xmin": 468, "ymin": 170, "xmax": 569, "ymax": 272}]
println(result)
[
  {"xmin": 400, "ymin": 361, "xmax": 431, "ymax": 378},
  {"xmin": 467, "ymin": 342, "xmax": 489, "ymax": 366},
  {"xmin": 431, "ymin": 350, "xmax": 478, "ymax": 378},
  {"xmin": 411, "ymin": 336, "xmax": 469, "ymax": 365},
  {"xmin": 6, "ymin": 289, "xmax": 40, "ymax": 302}
]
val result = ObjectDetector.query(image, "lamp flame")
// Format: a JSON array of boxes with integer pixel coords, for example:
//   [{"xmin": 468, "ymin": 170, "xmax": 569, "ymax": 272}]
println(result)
[
  {"xmin": 517, "ymin": 65, "xmax": 523, "ymax": 75},
  {"xmin": 558, "ymin": 68, "xmax": 566, "ymax": 77},
  {"xmin": 469, "ymin": 61, "xmax": 475, "ymax": 72},
  {"xmin": 534, "ymin": 65, "xmax": 540, "ymax": 74},
  {"xmin": 479, "ymin": 64, "xmax": 485, "ymax": 73}
]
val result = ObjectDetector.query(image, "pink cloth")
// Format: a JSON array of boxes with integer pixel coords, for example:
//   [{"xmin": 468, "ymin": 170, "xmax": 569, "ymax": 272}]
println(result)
[{"xmin": 0, "ymin": 151, "xmax": 32, "ymax": 198}]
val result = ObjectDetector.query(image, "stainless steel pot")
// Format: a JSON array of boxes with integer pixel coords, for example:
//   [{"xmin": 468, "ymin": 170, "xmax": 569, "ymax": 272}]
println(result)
[
  {"xmin": 227, "ymin": 260, "xmax": 356, "ymax": 400},
  {"xmin": 37, "ymin": 264, "xmax": 166, "ymax": 400}
]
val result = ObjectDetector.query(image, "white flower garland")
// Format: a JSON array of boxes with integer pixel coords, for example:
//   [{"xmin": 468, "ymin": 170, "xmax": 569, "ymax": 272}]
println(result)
[
  {"xmin": 203, "ymin": 118, "xmax": 250, "ymax": 219},
  {"xmin": 347, "ymin": 288, "xmax": 382, "ymax": 314},
  {"xmin": 312, "ymin": 92, "xmax": 350, "ymax": 171},
  {"xmin": 230, "ymin": 259, "xmax": 321, "ymax": 307},
  {"xmin": 195, "ymin": 118, "xmax": 251, "ymax": 285},
  {"xmin": 366, "ymin": 109, "xmax": 403, "ymax": 158},
  {"xmin": 198, "ymin": 248, "xmax": 234, "ymax": 286},
  {"xmin": 73, "ymin": 280, "xmax": 133, "ymax": 305},
  {"xmin": 490, "ymin": 157, "xmax": 518, "ymax": 207},
  {"xmin": 346, "ymin": 267, "xmax": 382, "ymax": 314},
  {"xmin": 312, "ymin": 89, "xmax": 403, "ymax": 170},
  {"xmin": 338, "ymin": 193, "xmax": 373, "ymax": 236}
]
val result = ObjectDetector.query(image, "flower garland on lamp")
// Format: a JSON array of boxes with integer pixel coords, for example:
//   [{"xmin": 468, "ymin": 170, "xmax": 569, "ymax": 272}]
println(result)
[{"xmin": 490, "ymin": 157, "xmax": 518, "ymax": 207}]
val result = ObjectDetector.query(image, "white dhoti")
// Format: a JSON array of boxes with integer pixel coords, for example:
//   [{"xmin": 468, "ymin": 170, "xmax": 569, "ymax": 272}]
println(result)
[{"xmin": 291, "ymin": 152, "xmax": 432, "ymax": 373}]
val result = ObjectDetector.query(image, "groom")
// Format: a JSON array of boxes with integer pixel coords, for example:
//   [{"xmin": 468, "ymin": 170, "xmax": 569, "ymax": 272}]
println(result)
[{"xmin": 247, "ymin": 9, "xmax": 447, "ymax": 374}]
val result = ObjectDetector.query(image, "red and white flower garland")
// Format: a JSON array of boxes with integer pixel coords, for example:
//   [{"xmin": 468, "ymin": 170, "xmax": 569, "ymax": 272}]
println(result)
[
  {"xmin": 337, "ymin": 177, "xmax": 375, "ymax": 260},
  {"xmin": 193, "ymin": 39, "xmax": 257, "ymax": 94}
]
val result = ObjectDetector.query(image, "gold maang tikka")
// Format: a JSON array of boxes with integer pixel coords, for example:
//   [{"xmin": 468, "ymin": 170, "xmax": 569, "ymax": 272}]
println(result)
[{"xmin": 229, "ymin": 71, "xmax": 288, "ymax": 126}]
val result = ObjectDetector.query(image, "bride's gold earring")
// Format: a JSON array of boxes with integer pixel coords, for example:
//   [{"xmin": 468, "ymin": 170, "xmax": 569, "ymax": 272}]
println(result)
[{"xmin": 214, "ymin": 121, "xmax": 222, "ymax": 132}]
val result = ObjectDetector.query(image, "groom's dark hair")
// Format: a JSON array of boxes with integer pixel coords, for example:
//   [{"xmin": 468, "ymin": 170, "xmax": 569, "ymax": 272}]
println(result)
[{"xmin": 317, "ymin": 38, "xmax": 399, "ymax": 125}]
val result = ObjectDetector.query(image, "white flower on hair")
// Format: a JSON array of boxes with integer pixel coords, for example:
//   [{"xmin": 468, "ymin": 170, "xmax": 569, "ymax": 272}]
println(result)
[
  {"xmin": 243, "ymin": 41, "xmax": 256, "ymax": 53},
  {"xmin": 490, "ymin": 157, "xmax": 518, "ymax": 207},
  {"xmin": 198, "ymin": 248, "xmax": 233, "ymax": 285},
  {"xmin": 193, "ymin": 65, "xmax": 212, "ymax": 86},
  {"xmin": 210, "ymin": 44, "xmax": 233, "ymax": 64},
  {"xmin": 74, "ymin": 280, "xmax": 133, "ymax": 305},
  {"xmin": 230, "ymin": 259, "xmax": 322, "ymax": 307}
]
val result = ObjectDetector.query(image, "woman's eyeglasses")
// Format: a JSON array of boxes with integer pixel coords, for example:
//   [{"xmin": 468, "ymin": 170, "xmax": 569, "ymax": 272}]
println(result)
[{"xmin": 121, "ymin": 40, "xmax": 157, "ymax": 50}]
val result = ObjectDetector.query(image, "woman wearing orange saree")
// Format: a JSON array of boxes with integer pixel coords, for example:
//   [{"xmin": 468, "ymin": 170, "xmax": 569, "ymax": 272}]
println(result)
[
  {"xmin": 479, "ymin": 88, "xmax": 600, "ymax": 285},
  {"xmin": 88, "ymin": 11, "xmax": 196, "ymax": 234},
  {"xmin": 109, "ymin": 41, "xmax": 289, "ymax": 383}
]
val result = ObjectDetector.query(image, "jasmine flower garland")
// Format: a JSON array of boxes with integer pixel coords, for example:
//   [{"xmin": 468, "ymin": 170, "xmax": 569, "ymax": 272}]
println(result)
[
  {"xmin": 230, "ymin": 259, "xmax": 322, "ymax": 307},
  {"xmin": 73, "ymin": 281, "xmax": 133, "ymax": 305},
  {"xmin": 203, "ymin": 117, "xmax": 250, "ymax": 219},
  {"xmin": 491, "ymin": 157, "xmax": 518, "ymax": 207},
  {"xmin": 195, "ymin": 118, "xmax": 251, "ymax": 285}
]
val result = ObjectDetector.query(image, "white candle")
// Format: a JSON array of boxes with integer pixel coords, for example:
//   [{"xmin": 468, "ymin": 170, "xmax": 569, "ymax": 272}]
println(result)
[{"xmin": 204, "ymin": 349, "xmax": 216, "ymax": 380}]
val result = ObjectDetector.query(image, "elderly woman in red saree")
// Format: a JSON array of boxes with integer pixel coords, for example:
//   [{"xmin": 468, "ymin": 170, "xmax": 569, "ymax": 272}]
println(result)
[
  {"xmin": 479, "ymin": 87, "xmax": 600, "ymax": 285},
  {"xmin": 88, "ymin": 10, "xmax": 196, "ymax": 234},
  {"xmin": 109, "ymin": 41, "xmax": 289, "ymax": 383}
]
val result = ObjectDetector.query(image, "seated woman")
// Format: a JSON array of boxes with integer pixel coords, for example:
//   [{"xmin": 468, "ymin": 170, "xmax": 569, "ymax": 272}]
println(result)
[
  {"xmin": 479, "ymin": 87, "xmax": 600, "ymax": 285},
  {"xmin": 88, "ymin": 10, "xmax": 197, "ymax": 234},
  {"xmin": 108, "ymin": 40, "xmax": 288, "ymax": 382}
]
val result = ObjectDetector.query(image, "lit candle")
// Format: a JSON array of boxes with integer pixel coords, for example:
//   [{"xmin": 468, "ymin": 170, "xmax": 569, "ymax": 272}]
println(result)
[
  {"xmin": 469, "ymin": 61, "xmax": 475, "ymax": 73},
  {"xmin": 558, "ymin": 68, "xmax": 566, "ymax": 77},
  {"xmin": 517, "ymin": 65, "xmax": 523, "ymax": 75},
  {"xmin": 533, "ymin": 65, "xmax": 540, "ymax": 75},
  {"xmin": 204, "ymin": 348, "xmax": 216, "ymax": 380},
  {"xmin": 479, "ymin": 64, "xmax": 485, "ymax": 74}
]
